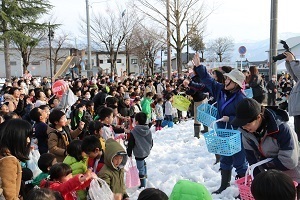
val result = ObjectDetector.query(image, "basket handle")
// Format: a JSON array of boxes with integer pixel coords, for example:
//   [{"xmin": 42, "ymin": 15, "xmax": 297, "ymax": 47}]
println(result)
[
  {"xmin": 210, "ymin": 120, "xmax": 221, "ymax": 134},
  {"xmin": 209, "ymin": 102, "xmax": 217, "ymax": 115},
  {"xmin": 224, "ymin": 122, "xmax": 234, "ymax": 130},
  {"xmin": 210, "ymin": 119, "xmax": 231, "ymax": 130},
  {"xmin": 244, "ymin": 158, "xmax": 273, "ymax": 185}
]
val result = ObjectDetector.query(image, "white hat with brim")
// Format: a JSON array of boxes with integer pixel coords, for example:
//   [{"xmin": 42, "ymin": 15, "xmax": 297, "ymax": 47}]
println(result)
[{"xmin": 223, "ymin": 69, "xmax": 245, "ymax": 88}]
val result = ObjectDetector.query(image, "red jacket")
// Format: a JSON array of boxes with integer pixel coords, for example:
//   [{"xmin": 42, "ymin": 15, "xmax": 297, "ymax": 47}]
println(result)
[
  {"xmin": 87, "ymin": 157, "xmax": 105, "ymax": 174},
  {"xmin": 40, "ymin": 174, "xmax": 91, "ymax": 200}
]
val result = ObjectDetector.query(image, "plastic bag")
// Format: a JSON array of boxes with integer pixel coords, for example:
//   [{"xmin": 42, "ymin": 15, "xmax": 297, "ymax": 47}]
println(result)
[
  {"xmin": 88, "ymin": 178, "xmax": 114, "ymax": 200},
  {"xmin": 125, "ymin": 158, "xmax": 140, "ymax": 188},
  {"xmin": 27, "ymin": 149, "xmax": 42, "ymax": 178},
  {"xmin": 172, "ymin": 95, "xmax": 191, "ymax": 111}
]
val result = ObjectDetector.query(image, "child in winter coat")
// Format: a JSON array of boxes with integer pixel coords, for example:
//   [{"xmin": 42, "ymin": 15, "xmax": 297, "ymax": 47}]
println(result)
[
  {"xmin": 33, "ymin": 153, "xmax": 57, "ymax": 187},
  {"xmin": 63, "ymin": 140, "xmax": 88, "ymax": 200},
  {"xmin": 98, "ymin": 139, "xmax": 129, "ymax": 199},
  {"xmin": 82, "ymin": 135, "xmax": 105, "ymax": 174},
  {"xmin": 155, "ymin": 98, "xmax": 164, "ymax": 131},
  {"xmin": 127, "ymin": 112, "xmax": 153, "ymax": 188},
  {"xmin": 164, "ymin": 94, "xmax": 173, "ymax": 126},
  {"xmin": 98, "ymin": 107, "xmax": 115, "ymax": 140},
  {"xmin": 88, "ymin": 120, "xmax": 106, "ymax": 151},
  {"xmin": 141, "ymin": 92, "xmax": 154, "ymax": 125},
  {"xmin": 40, "ymin": 163, "xmax": 95, "ymax": 200}
]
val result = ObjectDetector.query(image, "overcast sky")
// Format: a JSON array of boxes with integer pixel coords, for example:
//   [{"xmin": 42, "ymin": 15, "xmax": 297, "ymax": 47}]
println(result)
[{"xmin": 48, "ymin": 0, "xmax": 300, "ymax": 44}]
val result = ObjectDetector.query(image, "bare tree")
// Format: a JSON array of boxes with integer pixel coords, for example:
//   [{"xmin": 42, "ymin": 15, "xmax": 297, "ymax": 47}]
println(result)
[
  {"xmin": 129, "ymin": 25, "xmax": 164, "ymax": 75},
  {"xmin": 38, "ymin": 32, "xmax": 72, "ymax": 74},
  {"xmin": 89, "ymin": 7, "xmax": 138, "ymax": 75},
  {"xmin": 132, "ymin": 0, "xmax": 213, "ymax": 74},
  {"xmin": 207, "ymin": 37, "xmax": 234, "ymax": 62},
  {"xmin": 189, "ymin": 27, "xmax": 205, "ymax": 52}
]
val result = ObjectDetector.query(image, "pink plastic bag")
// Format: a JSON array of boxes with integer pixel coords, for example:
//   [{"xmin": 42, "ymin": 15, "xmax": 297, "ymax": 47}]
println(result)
[{"xmin": 125, "ymin": 158, "xmax": 140, "ymax": 188}]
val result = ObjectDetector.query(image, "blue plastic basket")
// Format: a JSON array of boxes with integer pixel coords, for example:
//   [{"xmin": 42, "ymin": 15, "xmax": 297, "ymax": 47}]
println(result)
[
  {"xmin": 244, "ymin": 88, "xmax": 253, "ymax": 98},
  {"xmin": 197, "ymin": 103, "xmax": 218, "ymax": 127},
  {"xmin": 203, "ymin": 122, "xmax": 241, "ymax": 156}
]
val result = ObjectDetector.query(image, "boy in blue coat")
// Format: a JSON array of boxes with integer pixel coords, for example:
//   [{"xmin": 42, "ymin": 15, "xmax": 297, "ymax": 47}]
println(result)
[{"xmin": 127, "ymin": 112, "xmax": 153, "ymax": 188}]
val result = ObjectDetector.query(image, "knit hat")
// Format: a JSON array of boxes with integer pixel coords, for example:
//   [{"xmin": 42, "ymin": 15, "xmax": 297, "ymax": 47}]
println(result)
[
  {"xmin": 223, "ymin": 69, "xmax": 245, "ymax": 88},
  {"xmin": 137, "ymin": 188, "xmax": 168, "ymax": 200},
  {"xmin": 231, "ymin": 98, "xmax": 261, "ymax": 127}
]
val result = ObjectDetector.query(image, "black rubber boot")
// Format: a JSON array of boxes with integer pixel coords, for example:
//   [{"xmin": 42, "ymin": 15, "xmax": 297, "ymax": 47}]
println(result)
[
  {"xmin": 214, "ymin": 154, "xmax": 221, "ymax": 165},
  {"xmin": 201, "ymin": 125, "xmax": 209, "ymax": 133},
  {"xmin": 194, "ymin": 124, "xmax": 201, "ymax": 138},
  {"xmin": 139, "ymin": 175, "xmax": 146, "ymax": 188},
  {"xmin": 213, "ymin": 170, "xmax": 232, "ymax": 194},
  {"xmin": 297, "ymin": 185, "xmax": 300, "ymax": 200}
]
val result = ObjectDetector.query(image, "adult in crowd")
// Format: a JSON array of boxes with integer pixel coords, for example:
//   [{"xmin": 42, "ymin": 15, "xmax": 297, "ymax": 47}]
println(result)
[
  {"xmin": 266, "ymin": 74, "xmax": 278, "ymax": 106},
  {"xmin": 191, "ymin": 53, "xmax": 248, "ymax": 194},
  {"xmin": 248, "ymin": 66, "xmax": 265, "ymax": 103},
  {"xmin": 0, "ymin": 119, "xmax": 32, "ymax": 199},
  {"xmin": 183, "ymin": 68, "xmax": 209, "ymax": 138},
  {"xmin": 284, "ymin": 51, "xmax": 300, "ymax": 142}
]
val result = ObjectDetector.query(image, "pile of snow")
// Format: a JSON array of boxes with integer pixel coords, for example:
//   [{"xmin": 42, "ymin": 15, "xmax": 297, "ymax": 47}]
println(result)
[{"xmin": 127, "ymin": 117, "xmax": 295, "ymax": 200}]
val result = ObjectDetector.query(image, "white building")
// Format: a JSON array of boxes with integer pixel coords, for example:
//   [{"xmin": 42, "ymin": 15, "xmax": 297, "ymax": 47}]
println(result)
[{"xmin": 0, "ymin": 48, "xmax": 141, "ymax": 78}]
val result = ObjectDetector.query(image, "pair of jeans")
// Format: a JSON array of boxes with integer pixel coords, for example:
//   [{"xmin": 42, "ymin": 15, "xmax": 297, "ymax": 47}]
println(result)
[
  {"xmin": 136, "ymin": 159, "xmax": 147, "ymax": 187},
  {"xmin": 165, "ymin": 115, "xmax": 173, "ymax": 122}
]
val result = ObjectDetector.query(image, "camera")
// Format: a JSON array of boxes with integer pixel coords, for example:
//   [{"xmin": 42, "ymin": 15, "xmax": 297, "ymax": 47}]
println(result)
[{"xmin": 272, "ymin": 40, "xmax": 290, "ymax": 62}]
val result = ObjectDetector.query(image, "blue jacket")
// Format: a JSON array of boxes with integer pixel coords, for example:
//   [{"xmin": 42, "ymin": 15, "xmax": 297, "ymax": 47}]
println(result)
[
  {"xmin": 240, "ymin": 107, "xmax": 300, "ymax": 182},
  {"xmin": 194, "ymin": 65, "xmax": 246, "ymax": 128},
  {"xmin": 187, "ymin": 75, "xmax": 210, "ymax": 102}
]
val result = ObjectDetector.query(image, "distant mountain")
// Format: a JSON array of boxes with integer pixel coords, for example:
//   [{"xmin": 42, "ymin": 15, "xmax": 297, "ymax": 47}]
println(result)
[{"xmin": 231, "ymin": 32, "xmax": 300, "ymax": 62}]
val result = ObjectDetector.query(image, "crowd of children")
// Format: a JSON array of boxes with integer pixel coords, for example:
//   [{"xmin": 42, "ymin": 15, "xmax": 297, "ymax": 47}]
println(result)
[
  {"xmin": 0, "ymin": 63, "xmax": 298, "ymax": 200},
  {"xmin": 0, "ymin": 73, "xmax": 189, "ymax": 200}
]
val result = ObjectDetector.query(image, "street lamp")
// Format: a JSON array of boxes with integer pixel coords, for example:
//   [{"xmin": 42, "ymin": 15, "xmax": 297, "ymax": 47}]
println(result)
[{"xmin": 48, "ymin": 22, "xmax": 54, "ymax": 85}]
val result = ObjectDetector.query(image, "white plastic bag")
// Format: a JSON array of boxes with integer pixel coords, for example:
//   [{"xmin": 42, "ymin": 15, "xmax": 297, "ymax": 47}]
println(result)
[
  {"xmin": 88, "ymin": 178, "xmax": 114, "ymax": 200},
  {"xmin": 27, "ymin": 149, "xmax": 42, "ymax": 178}
]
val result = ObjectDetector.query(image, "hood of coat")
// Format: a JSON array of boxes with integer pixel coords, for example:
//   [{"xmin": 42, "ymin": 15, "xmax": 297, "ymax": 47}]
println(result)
[
  {"xmin": 132, "ymin": 125, "xmax": 151, "ymax": 137},
  {"xmin": 104, "ymin": 139, "xmax": 127, "ymax": 170}
]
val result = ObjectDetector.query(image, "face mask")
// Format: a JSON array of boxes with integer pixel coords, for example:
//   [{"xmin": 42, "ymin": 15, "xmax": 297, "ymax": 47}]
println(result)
[
  {"xmin": 21, "ymin": 82, "xmax": 26, "ymax": 87},
  {"xmin": 272, "ymin": 78, "xmax": 276, "ymax": 81},
  {"xmin": 85, "ymin": 95, "xmax": 91, "ymax": 99},
  {"xmin": 33, "ymin": 80, "xmax": 38, "ymax": 85}
]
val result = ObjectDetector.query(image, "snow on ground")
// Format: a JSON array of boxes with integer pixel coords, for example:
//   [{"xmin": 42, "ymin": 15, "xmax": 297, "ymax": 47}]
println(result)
[{"xmin": 127, "ymin": 116, "xmax": 295, "ymax": 200}]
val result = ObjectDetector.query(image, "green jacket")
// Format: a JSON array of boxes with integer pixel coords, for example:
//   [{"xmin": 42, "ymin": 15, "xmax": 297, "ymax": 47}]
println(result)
[
  {"xmin": 33, "ymin": 172, "xmax": 48, "ymax": 186},
  {"xmin": 63, "ymin": 155, "xmax": 87, "ymax": 175},
  {"xmin": 97, "ymin": 139, "xmax": 128, "ymax": 197},
  {"xmin": 141, "ymin": 97, "xmax": 152, "ymax": 119},
  {"xmin": 63, "ymin": 155, "xmax": 88, "ymax": 200}
]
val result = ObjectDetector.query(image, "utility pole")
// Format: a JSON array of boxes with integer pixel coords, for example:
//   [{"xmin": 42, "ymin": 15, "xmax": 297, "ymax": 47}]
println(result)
[
  {"xmin": 48, "ymin": 22, "xmax": 54, "ymax": 85},
  {"xmin": 85, "ymin": 0, "xmax": 92, "ymax": 77},
  {"xmin": 166, "ymin": 0, "xmax": 171, "ymax": 79},
  {"xmin": 186, "ymin": 21, "xmax": 189, "ymax": 64},
  {"xmin": 269, "ymin": 0, "xmax": 278, "ymax": 78}
]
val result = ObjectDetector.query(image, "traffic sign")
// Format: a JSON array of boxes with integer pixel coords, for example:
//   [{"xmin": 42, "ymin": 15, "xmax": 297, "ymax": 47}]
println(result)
[{"xmin": 238, "ymin": 46, "xmax": 247, "ymax": 55}]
